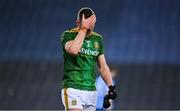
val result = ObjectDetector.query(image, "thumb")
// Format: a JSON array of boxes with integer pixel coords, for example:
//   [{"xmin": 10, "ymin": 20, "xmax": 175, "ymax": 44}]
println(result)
[{"xmin": 82, "ymin": 14, "xmax": 85, "ymax": 21}]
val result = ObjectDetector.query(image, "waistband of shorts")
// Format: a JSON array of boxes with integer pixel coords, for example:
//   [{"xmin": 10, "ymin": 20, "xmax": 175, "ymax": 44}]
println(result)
[{"xmin": 63, "ymin": 84, "xmax": 96, "ymax": 91}]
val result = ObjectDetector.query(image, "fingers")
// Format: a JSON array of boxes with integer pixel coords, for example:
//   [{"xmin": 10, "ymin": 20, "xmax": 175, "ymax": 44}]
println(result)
[
  {"xmin": 92, "ymin": 16, "xmax": 96, "ymax": 23},
  {"xmin": 81, "ymin": 14, "xmax": 96, "ymax": 29},
  {"xmin": 83, "ymin": 14, "xmax": 96, "ymax": 21},
  {"xmin": 89, "ymin": 15, "xmax": 96, "ymax": 20},
  {"xmin": 89, "ymin": 14, "xmax": 96, "ymax": 18},
  {"xmin": 88, "ymin": 15, "xmax": 96, "ymax": 23}
]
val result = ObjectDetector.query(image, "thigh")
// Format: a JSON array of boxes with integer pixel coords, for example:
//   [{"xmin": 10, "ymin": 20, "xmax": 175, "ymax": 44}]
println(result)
[
  {"xmin": 83, "ymin": 91, "xmax": 97, "ymax": 111},
  {"xmin": 83, "ymin": 105, "xmax": 96, "ymax": 111},
  {"xmin": 61, "ymin": 88, "xmax": 83, "ymax": 110}
]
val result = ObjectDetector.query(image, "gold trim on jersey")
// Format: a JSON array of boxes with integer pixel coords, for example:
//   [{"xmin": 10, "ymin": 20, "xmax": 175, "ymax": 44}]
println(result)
[
  {"xmin": 64, "ymin": 88, "xmax": 69, "ymax": 110},
  {"xmin": 67, "ymin": 27, "xmax": 79, "ymax": 33},
  {"xmin": 65, "ymin": 27, "xmax": 102, "ymax": 38}
]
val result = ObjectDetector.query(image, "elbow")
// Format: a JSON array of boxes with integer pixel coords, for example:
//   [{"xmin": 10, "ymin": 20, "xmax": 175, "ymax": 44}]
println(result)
[
  {"xmin": 99, "ymin": 64, "xmax": 109, "ymax": 73},
  {"xmin": 99, "ymin": 67, "xmax": 105, "ymax": 74},
  {"xmin": 70, "ymin": 51, "xmax": 79, "ymax": 56},
  {"xmin": 65, "ymin": 41, "xmax": 79, "ymax": 56},
  {"xmin": 67, "ymin": 47, "xmax": 79, "ymax": 56}
]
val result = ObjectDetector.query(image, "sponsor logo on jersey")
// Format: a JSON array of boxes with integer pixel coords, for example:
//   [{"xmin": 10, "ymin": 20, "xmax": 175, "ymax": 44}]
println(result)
[{"xmin": 80, "ymin": 48, "xmax": 99, "ymax": 56}]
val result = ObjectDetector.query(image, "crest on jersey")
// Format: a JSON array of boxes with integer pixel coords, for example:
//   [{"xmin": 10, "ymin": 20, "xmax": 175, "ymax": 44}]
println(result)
[
  {"xmin": 94, "ymin": 42, "xmax": 99, "ymax": 49},
  {"xmin": 85, "ymin": 40, "xmax": 91, "ymax": 47},
  {"xmin": 71, "ymin": 100, "xmax": 77, "ymax": 105}
]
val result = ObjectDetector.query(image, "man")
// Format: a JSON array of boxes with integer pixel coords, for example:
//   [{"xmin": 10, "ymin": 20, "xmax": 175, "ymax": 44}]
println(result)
[{"xmin": 61, "ymin": 7, "xmax": 117, "ymax": 111}]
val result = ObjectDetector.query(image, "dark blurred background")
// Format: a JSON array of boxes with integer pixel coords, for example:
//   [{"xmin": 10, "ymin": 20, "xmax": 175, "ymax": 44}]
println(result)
[{"xmin": 0, "ymin": 0, "xmax": 180, "ymax": 110}]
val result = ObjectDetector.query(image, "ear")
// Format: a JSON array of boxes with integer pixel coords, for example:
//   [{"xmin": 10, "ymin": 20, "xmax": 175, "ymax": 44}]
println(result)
[{"xmin": 76, "ymin": 20, "xmax": 81, "ymax": 27}]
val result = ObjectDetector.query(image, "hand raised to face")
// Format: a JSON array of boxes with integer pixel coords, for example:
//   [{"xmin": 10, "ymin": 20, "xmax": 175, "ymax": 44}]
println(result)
[{"xmin": 81, "ymin": 14, "xmax": 96, "ymax": 29}]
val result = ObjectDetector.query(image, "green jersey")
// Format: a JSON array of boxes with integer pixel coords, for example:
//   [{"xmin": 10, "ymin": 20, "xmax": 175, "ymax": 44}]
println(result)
[{"xmin": 61, "ymin": 28, "xmax": 104, "ymax": 91}]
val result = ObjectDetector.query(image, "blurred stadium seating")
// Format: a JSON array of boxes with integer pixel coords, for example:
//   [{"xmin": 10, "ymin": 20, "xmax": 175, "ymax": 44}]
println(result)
[{"xmin": 0, "ymin": 0, "xmax": 179, "ymax": 109}]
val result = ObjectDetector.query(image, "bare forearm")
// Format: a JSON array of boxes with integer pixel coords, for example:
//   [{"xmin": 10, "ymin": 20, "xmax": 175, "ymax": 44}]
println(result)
[
  {"xmin": 100, "ymin": 65, "xmax": 113, "ymax": 87},
  {"xmin": 67, "ymin": 30, "xmax": 86, "ymax": 55},
  {"xmin": 65, "ymin": 14, "xmax": 96, "ymax": 55}
]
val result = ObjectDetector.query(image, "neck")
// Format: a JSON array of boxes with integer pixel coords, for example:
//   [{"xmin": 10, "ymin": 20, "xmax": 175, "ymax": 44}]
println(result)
[{"xmin": 87, "ymin": 29, "xmax": 93, "ymax": 35}]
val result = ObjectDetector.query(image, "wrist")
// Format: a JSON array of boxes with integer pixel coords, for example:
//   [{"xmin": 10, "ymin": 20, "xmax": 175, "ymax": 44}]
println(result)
[
  {"xmin": 80, "ymin": 26, "xmax": 88, "ymax": 33},
  {"xmin": 108, "ymin": 85, "xmax": 116, "ymax": 90}
]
